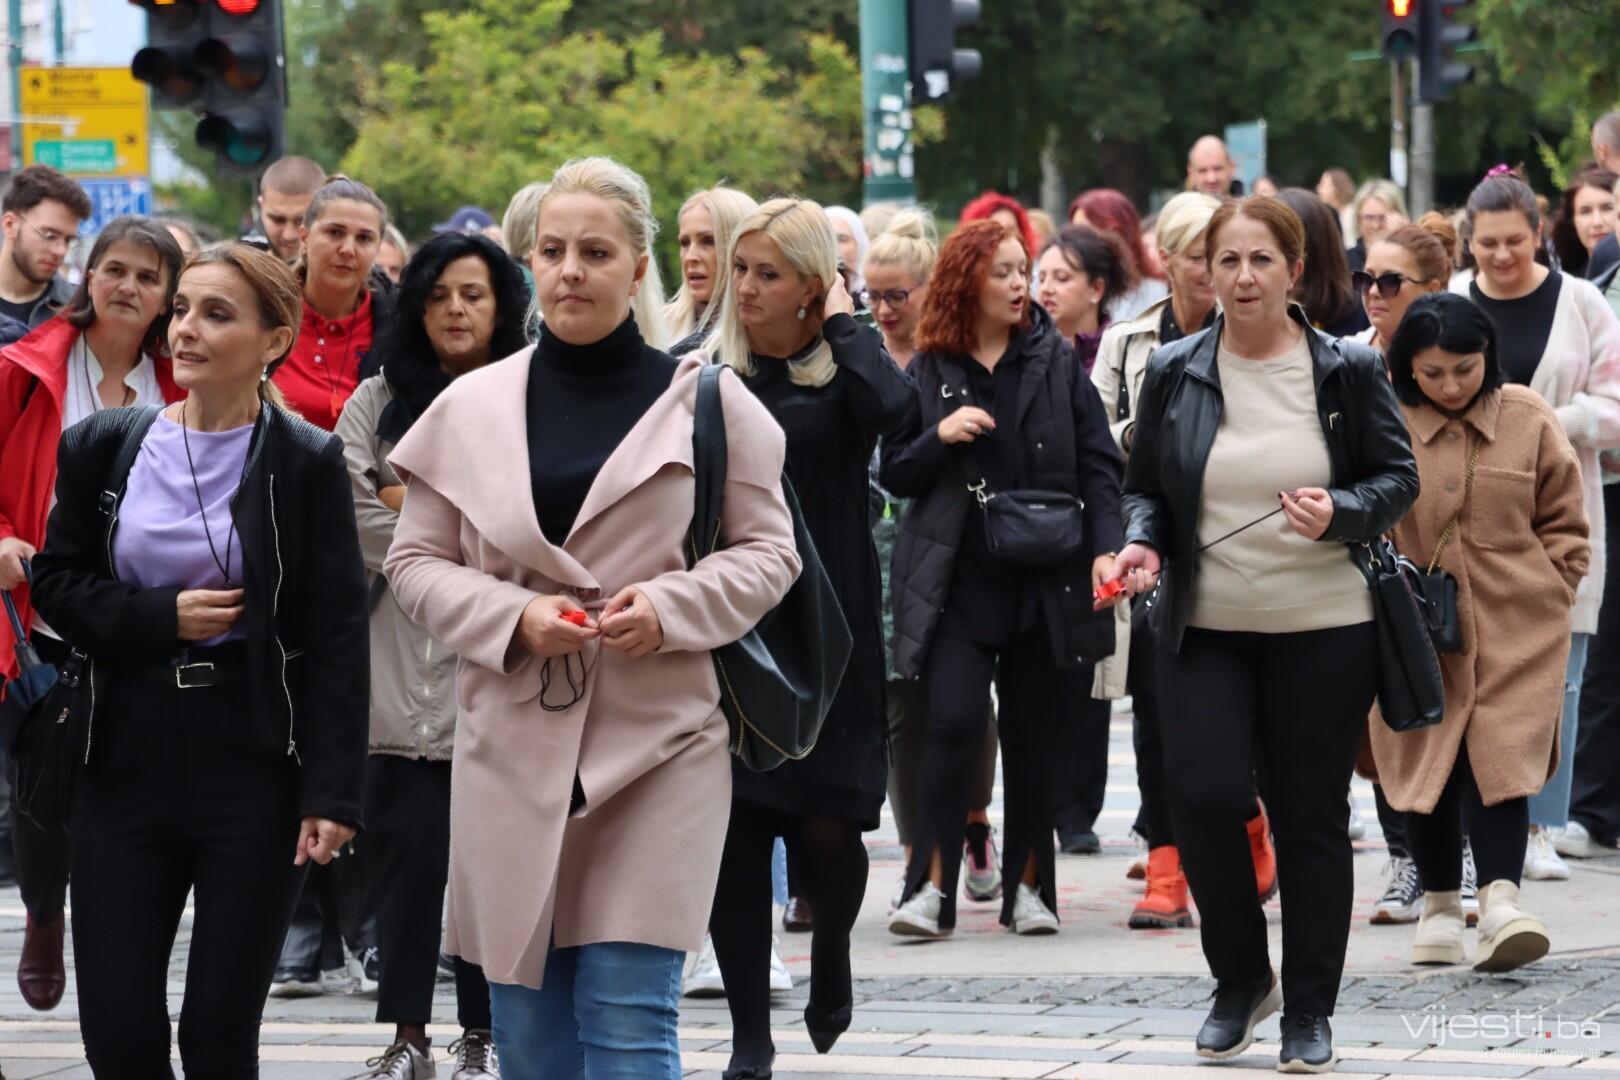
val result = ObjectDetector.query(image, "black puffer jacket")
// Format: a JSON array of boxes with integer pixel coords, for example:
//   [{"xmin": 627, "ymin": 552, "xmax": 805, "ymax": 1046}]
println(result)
[
  {"xmin": 1122, "ymin": 307, "xmax": 1419, "ymax": 653},
  {"xmin": 881, "ymin": 305, "xmax": 1124, "ymax": 678},
  {"xmin": 31, "ymin": 405, "xmax": 370, "ymax": 826}
]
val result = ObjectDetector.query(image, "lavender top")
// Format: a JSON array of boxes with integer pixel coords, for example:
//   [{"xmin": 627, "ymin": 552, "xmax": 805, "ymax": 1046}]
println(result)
[{"xmin": 112, "ymin": 413, "xmax": 254, "ymax": 646}]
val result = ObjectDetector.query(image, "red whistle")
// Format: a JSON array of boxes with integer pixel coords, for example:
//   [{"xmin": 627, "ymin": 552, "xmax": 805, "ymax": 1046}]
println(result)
[
  {"xmin": 560, "ymin": 610, "xmax": 589, "ymax": 626},
  {"xmin": 1093, "ymin": 578, "xmax": 1127, "ymax": 603}
]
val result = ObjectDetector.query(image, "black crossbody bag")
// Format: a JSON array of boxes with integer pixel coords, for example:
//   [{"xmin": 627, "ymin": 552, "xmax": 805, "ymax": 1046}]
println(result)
[
  {"xmin": 957, "ymin": 448, "xmax": 1087, "ymax": 566},
  {"xmin": 688, "ymin": 366, "xmax": 853, "ymax": 772}
]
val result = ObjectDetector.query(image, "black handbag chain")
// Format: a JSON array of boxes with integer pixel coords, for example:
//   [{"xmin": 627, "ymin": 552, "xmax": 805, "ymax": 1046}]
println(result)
[{"xmin": 1426, "ymin": 437, "xmax": 1481, "ymax": 574}]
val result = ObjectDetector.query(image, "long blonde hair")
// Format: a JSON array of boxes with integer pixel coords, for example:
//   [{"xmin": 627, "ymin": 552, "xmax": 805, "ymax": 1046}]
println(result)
[
  {"xmin": 663, "ymin": 186, "xmax": 759, "ymax": 342},
  {"xmin": 529, "ymin": 157, "xmax": 672, "ymax": 348},
  {"xmin": 703, "ymin": 197, "xmax": 839, "ymax": 389}
]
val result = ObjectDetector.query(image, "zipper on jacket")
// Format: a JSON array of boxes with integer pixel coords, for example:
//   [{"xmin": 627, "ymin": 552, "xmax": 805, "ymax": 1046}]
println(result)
[
  {"xmin": 268, "ymin": 474, "xmax": 299, "ymax": 763},
  {"xmin": 81, "ymin": 657, "xmax": 96, "ymax": 765}
]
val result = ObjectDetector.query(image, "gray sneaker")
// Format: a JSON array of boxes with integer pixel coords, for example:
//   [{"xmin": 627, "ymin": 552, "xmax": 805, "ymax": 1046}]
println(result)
[
  {"xmin": 449, "ymin": 1028, "xmax": 500, "ymax": 1079},
  {"xmin": 359, "ymin": 1042, "xmax": 434, "ymax": 1079}
]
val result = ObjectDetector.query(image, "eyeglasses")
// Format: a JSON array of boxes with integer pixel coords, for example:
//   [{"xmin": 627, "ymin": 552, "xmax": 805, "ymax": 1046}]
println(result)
[
  {"xmin": 858, "ymin": 285, "xmax": 921, "ymax": 310},
  {"xmin": 1352, "ymin": 269, "xmax": 1424, "ymax": 299},
  {"xmin": 17, "ymin": 215, "xmax": 80, "ymax": 257}
]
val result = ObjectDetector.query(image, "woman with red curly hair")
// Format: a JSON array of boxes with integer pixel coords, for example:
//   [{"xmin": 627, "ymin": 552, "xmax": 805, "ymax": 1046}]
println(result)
[
  {"xmin": 960, "ymin": 192, "xmax": 1041, "ymax": 268},
  {"xmin": 1071, "ymin": 189, "xmax": 1169, "ymax": 320},
  {"xmin": 880, "ymin": 220, "xmax": 1125, "ymax": 940}
]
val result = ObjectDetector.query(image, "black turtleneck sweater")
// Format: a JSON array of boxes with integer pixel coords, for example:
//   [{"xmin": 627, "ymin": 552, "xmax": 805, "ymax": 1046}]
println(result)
[{"xmin": 526, "ymin": 317, "xmax": 678, "ymax": 546}]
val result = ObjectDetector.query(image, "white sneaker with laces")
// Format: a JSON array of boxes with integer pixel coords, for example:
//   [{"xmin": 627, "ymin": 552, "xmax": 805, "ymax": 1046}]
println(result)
[
  {"xmin": 682, "ymin": 933, "xmax": 725, "ymax": 998},
  {"xmin": 1010, "ymin": 883, "xmax": 1059, "ymax": 935},
  {"xmin": 962, "ymin": 824, "xmax": 1004, "ymax": 902},
  {"xmin": 768, "ymin": 936, "xmax": 793, "ymax": 993},
  {"xmin": 1348, "ymin": 793, "xmax": 1367, "ymax": 841},
  {"xmin": 888, "ymin": 881, "xmax": 949, "ymax": 938},
  {"xmin": 1553, "ymin": 820, "xmax": 1608, "ymax": 859},
  {"xmin": 321, "ymin": 965, "xmax": 360, "ymax": 995},
  {"xmin": 448, "ymin": 1028, "xmax": 499, "ymax": 1079},
  {"xmin": 1524, "ymin": 827, "xmax": 1571, "ymax": 881},
  {"xmin": 889, "ymin": 874, "xmax": 906, "ymax": 913},
  {"xmin": 1371, "ymin": 855, "xmax": 1424, "ymax": 924},
  {"xmin": 1461, "ymin": 840, "xmax": 1479, "ymax": 926},
  {"xmin": 361, "ymin": 1041, "xmax": 434, "ymax": 1079}
]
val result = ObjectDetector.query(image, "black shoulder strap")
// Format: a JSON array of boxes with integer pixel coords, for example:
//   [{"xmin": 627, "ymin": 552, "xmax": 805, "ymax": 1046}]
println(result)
[
  {"xmin": 97, "ymin": 405, "xmax": 163, "ymax": 518},
  {"xmin": 690, "ymin": 365, "xmax": 727, "ymax": 561}
]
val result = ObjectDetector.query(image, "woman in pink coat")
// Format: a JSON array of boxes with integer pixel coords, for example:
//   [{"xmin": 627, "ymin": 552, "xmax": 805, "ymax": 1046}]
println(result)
[{"xmin": 382, "ymin": 157, "xmax": 801, "ymax": 1078}]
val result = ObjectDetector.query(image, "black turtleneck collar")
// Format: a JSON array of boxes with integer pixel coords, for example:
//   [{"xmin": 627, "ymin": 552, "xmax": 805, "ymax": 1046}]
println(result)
[{"xmin": 536, "ymin": 315, "xmax": 645, "ymax": 376}]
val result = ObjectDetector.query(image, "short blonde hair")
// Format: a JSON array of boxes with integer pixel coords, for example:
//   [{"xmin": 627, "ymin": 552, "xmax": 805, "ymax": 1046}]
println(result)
[
  {"xmin": 532, "ymin": 158, "xmax": 671, "ymax": 348},
  {"xmin": 865, "ymin": 208, "xmax": 939, "ymax": 283},
  {"xmin": 1153, "ymin": 192, "xmax": 1222, "ymax": 257},
  {"xmin": 663, "ymin": 186, "xmax": 760, "ymax": 342},
  {"xmin": 1352, "ymin": 179, "xmax": 1408, "ymax": 242},
  {"xmin": 502, "ymin": 181, "xmax": 547, "ymax": 260},
  {"xmin": 704, "ymin": 197, "xmax": 839, "ymax": 388}
]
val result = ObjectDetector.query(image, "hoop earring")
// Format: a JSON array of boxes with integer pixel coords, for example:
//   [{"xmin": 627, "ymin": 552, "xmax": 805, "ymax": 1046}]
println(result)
[
  {"xmin": 796, "ymin": 307, "xmax": 807, "ymax": 320},
  {"xmin": 261, "ymin": 367, "xmax": 271, "ymax": 383}
]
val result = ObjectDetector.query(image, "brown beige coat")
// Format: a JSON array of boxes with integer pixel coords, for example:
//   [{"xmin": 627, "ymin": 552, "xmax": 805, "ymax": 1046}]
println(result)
[
  {"xmin": 1367, "ymin": 386, "xmax": 1589, "ymax": 813},
  {"xmin": 383, "ymin": 351, "xmax": 800, "ymax": 989}
]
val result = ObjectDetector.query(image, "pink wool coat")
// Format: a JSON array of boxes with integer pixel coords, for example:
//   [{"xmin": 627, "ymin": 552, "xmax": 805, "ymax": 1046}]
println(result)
[
  {"xmin": 383, "ymin": 350, "xmax": 801, "ymax": 989},
  {"xmin": 1366, "ymin": 387, "xmax": 1590, "ymax": 813}
]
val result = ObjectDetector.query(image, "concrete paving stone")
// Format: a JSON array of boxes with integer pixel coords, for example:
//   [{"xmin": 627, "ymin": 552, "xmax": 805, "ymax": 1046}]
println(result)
[
  {"xmin": 684, "ymin": 1049, "xmax": 1060, "ymax": 1076},
  {"xmin": 852, "ymin": 1000, "xmax": 1057, "ymax": 1015},
  {"xmin": 900, "ymin": 1042, "xmax": 1119, "ymax": 1063},
  {"xmin": 1041, "ymin": 1063, "xmax": 1308, "ymax": 1079},
  {"xmin": 1523, "ymin": 1069, "xmax": 1620, "ymax": 1079}
]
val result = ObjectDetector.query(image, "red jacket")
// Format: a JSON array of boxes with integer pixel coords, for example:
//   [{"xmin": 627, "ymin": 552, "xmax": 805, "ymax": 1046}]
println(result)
[{"xmin": 0, "ymin": 318, "xmax": 182, "ymax": 679}]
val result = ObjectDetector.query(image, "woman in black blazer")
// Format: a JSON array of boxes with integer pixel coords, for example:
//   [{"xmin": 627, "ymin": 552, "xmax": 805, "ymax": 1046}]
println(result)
[{"xmin": 31, "ymin": 243, "xmax": 368, "ymax": 1078}]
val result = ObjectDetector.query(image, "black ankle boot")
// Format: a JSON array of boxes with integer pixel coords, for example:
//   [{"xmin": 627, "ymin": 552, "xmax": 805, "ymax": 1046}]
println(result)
[
  {"xmin": 1278, "ymin": 1013, "xmax": 1336, "ymax": 1073},
  {"xmin": 1195, "ymin": 972, "xmax": 1280, "ymax": 1059},
  {"xmin": 722, "ymin": 1049, "xmax": 774, "ymax": 1079},
  {"xmin": 804, "ymin": 1000, "xmax": 853, "ymax": 1054}
]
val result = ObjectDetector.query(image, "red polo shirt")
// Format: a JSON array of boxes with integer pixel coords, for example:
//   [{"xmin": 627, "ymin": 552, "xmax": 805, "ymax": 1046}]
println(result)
[{"xmin": 274, "ymin": 291, "xmax": 375, "ymax": 431}]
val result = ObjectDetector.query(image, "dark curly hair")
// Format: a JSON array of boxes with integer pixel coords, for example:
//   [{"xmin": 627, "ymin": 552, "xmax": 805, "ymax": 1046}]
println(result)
[
  {"xmin": 375, "ymin": 232, "xmax": 530, "ymax": 443},
  {"xmin": 916, "ymin": 219, "xmax": 1029, "ymax": 356},
  {"xmin": 1041, "ymin": 225, "xmax": 1131, "ymax": 317},
  {"xmin": 1386, "ymin": 292, "xmax": 1503, "ymax": 409}
]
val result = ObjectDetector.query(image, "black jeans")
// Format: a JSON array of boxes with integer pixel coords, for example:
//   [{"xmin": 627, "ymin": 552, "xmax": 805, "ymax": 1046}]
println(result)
[
  {"xmin": 9, "ymin": 633, "xmax": 72, "ymax": 922},
  {"xmin": 1572, "ymin": 481, "xmax": 1620, "ymax": 846},
  {"xmin": 70, "ymin": 668, "xmax": 306, "ymax": 1078},
  {"xmin": 1126, "ymin": 610, "xmax": 1175, "ymax": 849},
  {"xmin": 1159, "ymin": 623, "xmax": 1377, "ymax": 1017},
  {"xmin": 885, "ymin": 678, "xmax": 997, "ymax": 848},
  {"xmin": 1405, "ymin": 742, "xmax": 1528, "ymax": 891},
  {"xmin": 1373, "ymin": 783, "xmax": 1410, "ymax": 860},
  {"xmin": 901, "ymin": 620, "xmax": 1086, "ymax": 929},
  {"xmin": 277, "ymin": 843, "xmax": 376, "ymax": 974},
  {"xmin": 365, "ymin": 754, "xmax": 490, "ymax": 1030},
  {"xmin": 1056, "ymin": 693, "xmax": 1111, "ymax": 838}
]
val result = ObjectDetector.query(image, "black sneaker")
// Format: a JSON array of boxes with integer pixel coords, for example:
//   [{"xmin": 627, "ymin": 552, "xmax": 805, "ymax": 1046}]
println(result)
[
  {"xmin": 1058, "ymin": 828, "xmax": 1101, "ymax": 855},
  {"xmin": 1370, "ymin": 855, "xmax": 1424, "ymax": 924},
  {"xmin": 1195, "ymin": 972, "xmax": 1281, "ymax": 1059},
  {"xmin": 1278, "ymin": 1013, "xmax": 1336, "ymax": 1073},
  {"xmin": 269, "ymin": 964, "xmax": 322, "ymax": 998}
]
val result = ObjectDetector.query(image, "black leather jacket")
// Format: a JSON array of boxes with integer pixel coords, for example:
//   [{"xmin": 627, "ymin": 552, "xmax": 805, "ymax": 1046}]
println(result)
[
  {"xmin": 31, "ymin": 405, "xmax": 370, "ymax": 826},
  {"xmin": 1122, "ymin": 307, "xmax": 1419, "ymax": 652}
]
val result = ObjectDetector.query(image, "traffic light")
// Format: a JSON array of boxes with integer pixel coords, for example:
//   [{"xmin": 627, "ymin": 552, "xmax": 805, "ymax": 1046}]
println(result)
[
  {"xmin": 130, "ymin": 0, "xmax": 286, "ymax": 174},
  {"xmin": 908, "ymin": 0, "xmax": 982, "ymax": 104},
  {"xmin": 1380, "ymin": 0, "xmax": 1418, "ymax": 59},
  {"xmin": 1418, "ymin": 0, "xmax": 1477, "ymax": 103}
]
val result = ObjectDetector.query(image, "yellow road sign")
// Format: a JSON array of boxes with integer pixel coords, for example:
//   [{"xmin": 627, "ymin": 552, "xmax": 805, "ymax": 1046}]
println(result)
[{"xmin": 20, "ymin": 66, "xmax": 150, "ymax": 178}]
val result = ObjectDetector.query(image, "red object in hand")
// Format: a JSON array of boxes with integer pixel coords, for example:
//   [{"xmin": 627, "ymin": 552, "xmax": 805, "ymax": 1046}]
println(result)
[
  {"xmin": 1093, "ymin": 578, "xmax": 1127, "ymax": 603},
  {"xmin": 560, "ymin": 609, "xmax": 589, "ymax": 626}
]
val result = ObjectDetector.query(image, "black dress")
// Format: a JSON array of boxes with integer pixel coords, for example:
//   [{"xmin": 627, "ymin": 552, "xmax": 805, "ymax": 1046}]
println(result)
[{"xmin": 730, "ymin": 313, "xmax": 915, "ymax": 829}]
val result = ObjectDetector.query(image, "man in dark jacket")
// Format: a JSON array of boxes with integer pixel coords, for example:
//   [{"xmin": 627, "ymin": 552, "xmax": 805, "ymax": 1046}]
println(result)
[{"xmin": 0, "ymin": 166, "xmax": 89, "ymax": 331}]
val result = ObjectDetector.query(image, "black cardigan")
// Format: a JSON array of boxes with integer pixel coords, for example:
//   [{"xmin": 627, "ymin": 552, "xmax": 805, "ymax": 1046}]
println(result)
[{"xmin": 31, "ymin": 406, "xmax": 371, "ymax": 827}]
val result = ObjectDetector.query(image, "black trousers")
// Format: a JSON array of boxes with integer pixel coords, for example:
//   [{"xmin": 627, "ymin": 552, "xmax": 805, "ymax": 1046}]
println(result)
[
  {"xmin": 1405, "ymin": 742, "xmax": 1528, "ymax": 891},
  {"xmin": 9, "ymin": 633, "xmax": 73, "ymax": 922},
  {"xmin": 277, "ymin": 839, "xmax": 376, "ymax": 973},
  {"xmin": 1055, "ymin": 693, "xmax": 1111, "ymax": 837},
  {"xmin": 1572, "ymin": 481, "xmax": 1620, "ymax": 846},
  {"xmin": 70, "ymin": 671, "xmax": 306, "ymax": 1079},
  {"xmin": 1160, "ymin": 623, "xmax": 1377, "ymax": 1018},
  {"xmin": 1373, "ymin": 783, "xmax": 1410, "ymax": 860},
  {"xmin": 365, "ymin": 754, "xmax": 490, "ymax": 1030},
  {"xmin": 901, "ymin": 620, "xmax": 1085, "ymax": 929},
  {"xmin": 1126, "ymin": 610, "xmax": 1176, "ymax": 849}
]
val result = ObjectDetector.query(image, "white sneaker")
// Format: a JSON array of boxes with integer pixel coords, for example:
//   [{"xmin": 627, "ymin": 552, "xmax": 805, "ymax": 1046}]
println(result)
[
  {"xmin": 321, "ymin": 965, "xmax": 360, "ymax": 995},
  {"xmin": 888, "ymin": 881, "xmax": 950, "ymax": 939},
  {"xmin": 1009, "ymin": 883, "xmax": 1059, "ymax": 935},
  {"xmin": 768, "ymin": 936, "xmax": 793, "ymax": 993},
  {"xmin": 1524, "ymin": 828, "xmax": 1571, "ymax": 881},
  {"xmin": 889, "ymin": 874, "xmax": 906, "ymax": 913},
  {"xmin": 1461, "ymin": 840, "xmax": 1479, "ymax": 926},
  {"xmin": 1553, "ymin": 820, "xmax": 1610, "ymax": 859},
  {"xmin": 683, "ymin": 934, "xmax": 725, "ymax": 998},
  {"xmin": 962, "ymin": 824, "xmax": 1004, "ymax": 902},
  {"xmin": 1348, "ymin": 793, "xmax": 1366, "ymax": 841}
]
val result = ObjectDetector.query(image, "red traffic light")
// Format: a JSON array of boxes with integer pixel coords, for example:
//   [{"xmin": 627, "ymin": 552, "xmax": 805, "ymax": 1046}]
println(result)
[{"xmin": 216, "ymin": 0, "xmax": 260, "ymax": 13}]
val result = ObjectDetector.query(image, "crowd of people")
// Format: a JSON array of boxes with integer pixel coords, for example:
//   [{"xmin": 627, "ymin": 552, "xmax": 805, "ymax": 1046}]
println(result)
[{"xmin": 0, "ymin": 110, "xmax": 1617, "ymax": 1079}]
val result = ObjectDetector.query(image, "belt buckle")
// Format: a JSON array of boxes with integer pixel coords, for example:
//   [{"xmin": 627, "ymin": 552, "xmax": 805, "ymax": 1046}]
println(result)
[{"xmin": 174, "ymin": 661, "xmax": 215, "ymax": 689}]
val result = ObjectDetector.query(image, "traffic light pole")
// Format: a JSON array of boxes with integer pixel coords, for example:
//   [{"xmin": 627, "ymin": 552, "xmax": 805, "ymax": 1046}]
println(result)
[
  {"xmin": 1389, "ymin": 58, "xmax": 1408, "ymax": 194},
  {"xmin": 1410, "ymin": 68, "xmax": 1434, "ymax": 219},
  {"xmin": 861, "ymin": 0, "xmax": 915, "ymax": 206}
]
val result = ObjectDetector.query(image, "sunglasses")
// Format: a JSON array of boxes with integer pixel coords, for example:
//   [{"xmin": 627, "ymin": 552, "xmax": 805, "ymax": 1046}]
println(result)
[
  {"xmin": 858, "ymin": 285, "xmax": 922, "ymax": 310},
  {"xmin": 1351, "ymin": 269, "xmax": 1424, "ymax": 299}
]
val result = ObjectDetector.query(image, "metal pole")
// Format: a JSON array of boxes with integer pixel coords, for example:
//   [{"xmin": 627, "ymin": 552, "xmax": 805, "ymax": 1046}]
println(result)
[
  {"xmin": 1410, "ymin": 61, "xmax": 1435, "ymax": 218},
  {"xmin": 1389, "ymin": 59, "xmax": 1409, "ymax": 194},
  {"xmin": 51, "ymin": 0, "xmax": 62, "ymax": 63},
  {"xmin": 860, "ymin": 0, "xmax": 915, "ymax": 206},
  {"xmin": 8, "ymin": 0, "xmax": 22, "ymax": 171}
]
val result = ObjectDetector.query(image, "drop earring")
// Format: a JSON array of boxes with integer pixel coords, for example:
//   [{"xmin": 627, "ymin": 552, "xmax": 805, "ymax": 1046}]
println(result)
[
  {"xmin": 261, "ymin": 367, "xmax": 271, "ymax": 383},
  {"xmin": 796, "ymin": 307, "xmax": 807, "ymax": 320}
]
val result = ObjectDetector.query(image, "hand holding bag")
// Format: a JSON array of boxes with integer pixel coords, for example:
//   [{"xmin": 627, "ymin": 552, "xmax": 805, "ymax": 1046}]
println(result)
[
  {"xmin": 1416, "ymin": 437, "xmax": 1479, "ymax": 654},
  {"xmin": 690, "ymin": 366, "xmax": 853, "ymax": 772},
  {"xmin": 1351, "ymin": 537, "xmax": 1446, "ymax": 733}
]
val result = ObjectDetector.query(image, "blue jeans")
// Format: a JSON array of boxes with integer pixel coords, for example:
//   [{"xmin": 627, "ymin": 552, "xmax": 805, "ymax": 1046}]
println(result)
[
  {"xmin": 489, "ymin": 942, "xmax": 685, "ymax": 1080},
  {"xmin": 1529, "ymin": 632, "xmax": 1591, "ymax": 829}
]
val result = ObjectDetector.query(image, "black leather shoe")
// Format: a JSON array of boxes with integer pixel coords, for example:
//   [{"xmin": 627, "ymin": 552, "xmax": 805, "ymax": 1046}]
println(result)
[
  {"xmin": 782, "ymin": 896, "xmax": 813, "ymax": 933},
  {"xmin": 1195, "ymin": 972, "xmax": 1280, "ymax": 1059},
  {"xmin": 722, "ymin": 1051, "xmax": 773, "ymax": 1079},
  {"xmin": 1278, "ymin": 1013, "xmax": 1337, "ymax": 1073},
  {"xmin": 17, "ymin": 914, "xmax": 64, "ymax": 1011},
  {"xmin": 1059, "ymin": 829, "xmax": 1101, "ymax": 855},
  {"xmin": 804, "ymin": 1000, "xmax": 853, "ymax": 1054}
]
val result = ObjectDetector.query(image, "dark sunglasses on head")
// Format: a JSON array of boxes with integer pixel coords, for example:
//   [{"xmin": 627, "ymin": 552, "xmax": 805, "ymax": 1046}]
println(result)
[
  {"xmin": 858, "ymin": 285, "xmax": 921, "ymax": 310},
  {"xmin": 1352, "ymin": 269, "xmax": 1424, "ymax": 299}
]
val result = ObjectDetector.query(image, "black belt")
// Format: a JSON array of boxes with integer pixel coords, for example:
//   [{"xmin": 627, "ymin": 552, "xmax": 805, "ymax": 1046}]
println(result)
[{"xmin": 123, "ymin": 645, "xmax": 250, "ymax": 690}]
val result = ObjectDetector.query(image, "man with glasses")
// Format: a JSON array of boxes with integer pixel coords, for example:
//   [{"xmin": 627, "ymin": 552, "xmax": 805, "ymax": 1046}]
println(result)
[{"xmin": 0, "ymin": 166, "xmax": 89, "ymax": 332}]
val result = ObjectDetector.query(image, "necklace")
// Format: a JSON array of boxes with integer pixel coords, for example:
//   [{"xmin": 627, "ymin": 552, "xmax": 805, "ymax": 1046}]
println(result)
[
  {"xmin": 307, "ymin": 293, "xmax": 363, "ymax": 420},
  {"xmin": 80, "ymin": 339, "xmax": 135, "ymax": 412},
  {"xmin": 180, "ymin": 400, "xmax": 254, "ymax": 589}
]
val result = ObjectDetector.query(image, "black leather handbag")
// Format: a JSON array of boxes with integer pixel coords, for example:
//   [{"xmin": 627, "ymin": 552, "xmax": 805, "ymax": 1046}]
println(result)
[
  {"xmin": 958, "ymin": 451, "xmax": 1086, "ymax": 566},
  {"xmin": 689, "ymin": 366, "xmax": 853, "ymax": 772},
  {"xmin": 1416, "ymin": 438, "xmax": 1479, "ymax": 654},
  {"xmin": 1351, "ymin": 537, "xmax": 1446, "ymax": 732}
]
